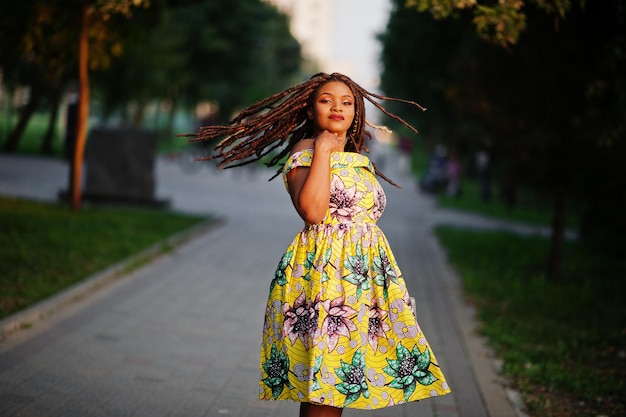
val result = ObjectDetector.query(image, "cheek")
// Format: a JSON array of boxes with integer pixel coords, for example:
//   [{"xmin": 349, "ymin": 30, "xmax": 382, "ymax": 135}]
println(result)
[{"xmin": 312, "ymin": 105, "xmax": 326, "ymax": 120}]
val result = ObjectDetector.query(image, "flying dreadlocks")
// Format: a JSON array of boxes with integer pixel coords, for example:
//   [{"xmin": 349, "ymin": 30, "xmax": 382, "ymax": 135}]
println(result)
[{"xmin": 179, "ymin": 72, "xmax": 426, "ymax": 187}]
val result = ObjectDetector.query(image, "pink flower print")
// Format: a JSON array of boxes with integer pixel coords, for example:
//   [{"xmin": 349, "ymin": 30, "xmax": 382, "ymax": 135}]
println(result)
[
  {"xmin": 299, "ymin": 228, "xmax": 309, "ymax": 245},
  {"xmin": 334, "ymin": 222, "xmax": 349, "ymax": 240},
  {"xmin": 370, "ymin": 184, "xmax": 387, "ymax": 220},
  {"xmin": 329, "ymin": 175, "xmax": 364, "ymax": 222},
  {"xmin": 392, "ymin": 321, "xmax": 418, "ymax": 339},
  {"xmin": 367, "ymin": 304, "xmax": 391, "ymax": 352},
  {"xmin": 283, "ymin": 291, "xmax": 319, "ymax": 349},
  {"xmin": 320, "ymin": 294, "xmax": 358, "ymax": 352},
  {"xmin": 354, "ymin": 223, "xmax": 365, "ymax": 239},
  {"xmin": 263, "ymin": 305, "xmax": 272, "ymax": 336},
  {"xmin": 402, "ymin": 290, "xmax": 418, "ymax": 319}
]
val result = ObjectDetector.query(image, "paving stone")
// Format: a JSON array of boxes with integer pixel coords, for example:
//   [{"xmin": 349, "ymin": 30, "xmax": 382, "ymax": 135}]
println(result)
[{"xmin": 0, "ymin": 154, "xmax": 525, "ymax": 417}]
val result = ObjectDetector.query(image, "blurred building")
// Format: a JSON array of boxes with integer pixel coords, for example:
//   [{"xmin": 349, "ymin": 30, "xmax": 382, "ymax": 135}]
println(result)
[{"xmin": 265, "ymin": 0, "xmax": 338, "ymax": 74}]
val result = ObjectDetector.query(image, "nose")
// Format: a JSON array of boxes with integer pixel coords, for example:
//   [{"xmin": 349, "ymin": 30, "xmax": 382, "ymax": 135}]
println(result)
[{"xmin": 331, "ymin": 101, "xmax": 342, "ymax": 111}]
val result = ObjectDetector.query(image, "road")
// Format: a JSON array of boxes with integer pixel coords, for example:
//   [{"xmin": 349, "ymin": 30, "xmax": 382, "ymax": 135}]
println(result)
[{"xmin": 0, "ymin": 152, "xmax": 524, "ymax": 417}]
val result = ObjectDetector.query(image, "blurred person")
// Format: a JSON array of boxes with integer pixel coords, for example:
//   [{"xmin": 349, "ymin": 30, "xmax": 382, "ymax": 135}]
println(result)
[
  {"xmin": 475, "ymin": 148, "xmax": 491, "ymax": 202},
  {"xmin": 398, "ymin": 136, "xmax": 412, "ymax": 175},
  {"xmin": 419, "ymin": 144, "xmax": 448, "ymax": 194},
  {"xmin": 182, "ymin": 73, "xmax": 451, "ymax": 417},
  {"xmin": 446, "ymin": 152, "xmax": 461, "ymax": 197}
]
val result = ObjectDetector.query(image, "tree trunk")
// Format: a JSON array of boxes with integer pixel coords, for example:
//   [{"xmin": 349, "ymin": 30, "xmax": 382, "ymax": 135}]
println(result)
[
  {"xmin": 41, "ymin": 89, "xmax": 62, "ymax": 155},
  {"xmin": 71, "ymin": 5, "xmax": 90, "ymax": 212},
  {"xmin": 132, "ymin": 99, "xmax": 147, "ymax": 127},
  {"xmin": 2, "ymin": 86, "xmax": 43, "ymax": 152},
  {"xmin": 547, "ymin": 183, "xmax": 566, "ymax": 281},
  {"xmin": 164, "ymin": 97, "xmax": 178, "ymax": 141}
]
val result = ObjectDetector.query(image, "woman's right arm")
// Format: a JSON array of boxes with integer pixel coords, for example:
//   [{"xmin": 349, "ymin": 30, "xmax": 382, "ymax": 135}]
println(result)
[{"xmin": 287, "ymin": 132, "xmax": 338, "ymax": 224}]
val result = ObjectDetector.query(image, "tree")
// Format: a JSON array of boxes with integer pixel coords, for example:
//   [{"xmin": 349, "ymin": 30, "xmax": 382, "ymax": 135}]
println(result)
[
  {"xmin": 165, "ymin": 0, "xmax": 301, "ymax": 122},
  {"xmin": 92, "ymin": 0, "xmax": 301, "ymax": 130},
  {"xmin": 406, "ymin": 0, "xmax": 584, "ymax": 47},
  {"xmin": 0, "ymin": 2, "xmax": 78, "ymax": 154},
  {"xmin": 1, "ymin": 0, "xmax": 301, "ymax": 211},
  {"xmin": 0, "ymin": 0, "xmax": 153, "ymax": 210},
  {"xmin": 381, "ymin": 0, "xmax": 625, "ymax": 279}
]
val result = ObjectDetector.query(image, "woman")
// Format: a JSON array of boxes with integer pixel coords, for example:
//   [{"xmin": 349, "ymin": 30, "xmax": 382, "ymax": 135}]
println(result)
[{"xmin": 184, "ymin": 73, "xmax": 450, "ymax": 417}]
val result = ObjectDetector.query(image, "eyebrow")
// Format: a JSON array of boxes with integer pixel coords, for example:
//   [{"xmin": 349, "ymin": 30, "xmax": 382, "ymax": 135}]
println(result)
[{"xmin": 318, "ymin": 92, "xmax": 354, "ymax": 98}]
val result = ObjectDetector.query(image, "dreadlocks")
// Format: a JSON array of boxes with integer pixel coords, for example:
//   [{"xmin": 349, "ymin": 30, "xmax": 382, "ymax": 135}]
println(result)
[{"xmin": 178, "ymin": 72, "xmax": 426, "ymax": 187}]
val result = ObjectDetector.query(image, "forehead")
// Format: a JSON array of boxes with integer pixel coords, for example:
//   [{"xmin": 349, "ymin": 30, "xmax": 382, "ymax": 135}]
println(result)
[{"xmin": 317, "ymin": 81, "xmax": 354, "ymax": 97}]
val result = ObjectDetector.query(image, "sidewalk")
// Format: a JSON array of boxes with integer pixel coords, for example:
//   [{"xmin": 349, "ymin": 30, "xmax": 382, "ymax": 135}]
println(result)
[{"xmin": 0, "ymin": 153, "xmax": 527, "ymax": 417}]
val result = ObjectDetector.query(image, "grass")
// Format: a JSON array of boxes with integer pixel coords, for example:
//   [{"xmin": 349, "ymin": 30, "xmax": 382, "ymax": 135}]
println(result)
[
  {"xmin": 435, "ymin": 227, "xmax": 626, "ymax": 417},
  {"xmin": 408, "ymin": 143, "xmax": 577, "ymax": 227},
  {"xmin": 437, "ymin": 179, "xmax": 581, "ymax": 228},
  {"xmin": 0, "ymin": 111, "xmax": 193, "ymax": 157},
  {"xmin": 1, "ymin": 113, "xmax": 65, "ymax": 157},
  {"xmin": 0, "ymin": 197, "xmax": 207, "ymax": 320}
]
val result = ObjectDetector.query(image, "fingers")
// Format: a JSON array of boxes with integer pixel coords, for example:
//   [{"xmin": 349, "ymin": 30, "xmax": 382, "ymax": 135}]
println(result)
[
  {"xmin": 319, "ymin": 130, "xmax": 343, "ymax": 141},
  {"xmin": 314, "ymin": 130, "xmax": 345, "ymax": 153}
]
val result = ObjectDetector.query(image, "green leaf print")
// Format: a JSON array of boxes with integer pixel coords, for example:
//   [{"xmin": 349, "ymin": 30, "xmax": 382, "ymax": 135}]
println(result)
[
  {"xmin": 416, "ymin": 344, "xmax": 431, "ymax": 369},
  {"xmin": 310, "ymin": 355, "xmax": 323, "ymax": 391},
  {"xmin": 334, "ymin": 349, "xmax": 369, "ymax": 406},
  {"xmin": 319, "ymin": 246, "xmax": 333, "ymax": 283},
  {"xmin": 270, "ymin": 249, "xmax": 293, "ymax": 292},
  {"xmin": 384, "ymin": 343, "xmax": 436, "ymax": 402},
  {"xmin": 372, "ymin": 248, "xmax": 397, "ymax": 298},
  {"xmin": 302, "ymin": 251, "xmax": 315, "ymax": 281},
  {"xmin": 343, "ymin": 243, "xmax": 370, "ymax": 300},
  {"xmin": 261, "ymin": 344, "xmax": 294, "ymax": 399}
]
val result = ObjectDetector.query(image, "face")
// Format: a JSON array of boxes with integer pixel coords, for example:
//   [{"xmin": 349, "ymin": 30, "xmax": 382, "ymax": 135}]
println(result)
[{"xmin": 309, "ymin": 81, "xmax": 355, "ymax": 138}]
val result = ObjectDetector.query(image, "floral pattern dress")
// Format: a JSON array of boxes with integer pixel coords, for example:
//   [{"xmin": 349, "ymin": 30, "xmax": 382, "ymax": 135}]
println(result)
[{"xmin": 259, "ymin": 149, "xmax": 451, "ymax": 409}]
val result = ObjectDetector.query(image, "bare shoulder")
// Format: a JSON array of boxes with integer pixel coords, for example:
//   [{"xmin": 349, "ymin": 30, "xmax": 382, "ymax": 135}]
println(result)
[{"xmin": 290, "ymin": 139, "xmax": 315, "ymax": 155}]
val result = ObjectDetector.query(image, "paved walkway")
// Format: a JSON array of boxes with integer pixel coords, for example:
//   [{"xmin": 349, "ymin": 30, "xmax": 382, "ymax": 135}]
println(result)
[{"xmin": 0, "ymin": 153, "xmax": 531, "ymax": 417}]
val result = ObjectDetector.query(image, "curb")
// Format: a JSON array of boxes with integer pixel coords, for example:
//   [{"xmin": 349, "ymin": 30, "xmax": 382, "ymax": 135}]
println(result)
[
  {"xmin": 0, "ymin": 217, "xmax": 224, "ymax": 340},
  {"xmin": 438, "ymin": 243, "xmax": 529, "ymax": 417}
]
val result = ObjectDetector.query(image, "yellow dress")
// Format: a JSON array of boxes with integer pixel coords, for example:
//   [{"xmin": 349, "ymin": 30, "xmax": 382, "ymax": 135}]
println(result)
[{"xmin": 259, "ymin": 150, "xmax": 451, "ymax": 409}]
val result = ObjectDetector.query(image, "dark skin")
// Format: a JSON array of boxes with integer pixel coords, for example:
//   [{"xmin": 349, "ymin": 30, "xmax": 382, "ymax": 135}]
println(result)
[
  {"xmin": 287, "ymin": 81, "xmax": 354, "ymax": 225},
  {"xmin": 287, "ymin": 81, "xmax": 352, "ymax": 417},
  {"xmin": 299, "ymin": 402, "xmax": 342, "ymax": 417}
]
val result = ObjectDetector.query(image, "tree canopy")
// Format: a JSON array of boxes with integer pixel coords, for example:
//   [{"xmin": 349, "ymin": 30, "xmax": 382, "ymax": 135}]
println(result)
[
  {"xmin": 407, "ymin": 0, "xmax": 588, "ymax": 47},
  {"xmin": 381, "ymin": 0, "xmax": 625, "ymax": 278},
  {"xmin": 0, "ymin": 0, "xmax": 302, "ymax": 210},
  {"xmin": 92, "ymin": 0, "xmax": 301, "ymax": 124}
]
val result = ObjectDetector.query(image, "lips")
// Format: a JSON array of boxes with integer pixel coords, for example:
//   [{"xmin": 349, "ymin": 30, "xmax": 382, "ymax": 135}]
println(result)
[{"xmin": 329, "ymin": 115, "xmax": 344, "ymax": 120}]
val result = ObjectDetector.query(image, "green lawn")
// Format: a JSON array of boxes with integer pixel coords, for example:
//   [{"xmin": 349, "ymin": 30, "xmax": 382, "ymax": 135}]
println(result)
[
  {"xmin": 0, "ymin": 197, "xmax": 207, "ymax": 319},
  {"xmin": 0, "ymin": 111, "xmax": 191, "ymax": 157},
  {"xmin": 437, "ymin": 179, "xmax": 580, "ymax": 228},
  {"xmin": 436, "ymin": 227, "xmax": 625, "ymax": 417}
]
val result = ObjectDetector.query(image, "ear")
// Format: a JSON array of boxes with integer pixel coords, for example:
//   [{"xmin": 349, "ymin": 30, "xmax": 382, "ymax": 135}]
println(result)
[{"xmin": 307, "ymin": 108, "xmax": 313, "ymax": 120}]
